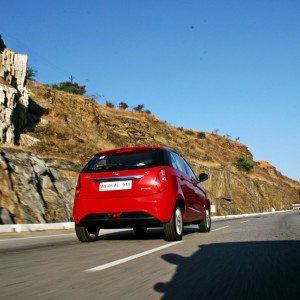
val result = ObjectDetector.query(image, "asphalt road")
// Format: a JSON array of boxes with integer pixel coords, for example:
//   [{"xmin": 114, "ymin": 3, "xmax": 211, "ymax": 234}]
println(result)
[{"xmin": 0, "ymin": 211, "xmax": 299, "ymax": 300}]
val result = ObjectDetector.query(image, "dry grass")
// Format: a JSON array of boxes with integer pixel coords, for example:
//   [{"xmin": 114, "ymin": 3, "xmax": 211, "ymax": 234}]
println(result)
[{"xmin": 25, "ymin": 81, "xmax": 299, "ymax": 194}]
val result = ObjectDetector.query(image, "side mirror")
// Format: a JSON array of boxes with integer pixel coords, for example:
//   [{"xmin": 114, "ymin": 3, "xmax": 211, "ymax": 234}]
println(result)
[{"xmin": 198, "ymin": 172, "xmax": 208, "ymax": 182}]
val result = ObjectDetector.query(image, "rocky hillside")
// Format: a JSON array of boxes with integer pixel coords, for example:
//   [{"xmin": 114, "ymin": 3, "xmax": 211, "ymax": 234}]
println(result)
[
  {"xmin": 0, "ymin": 36, "xmax": 299, "ymax": 224},
  {"xmin": 25, "ymin": 82, "xmax": 300, "ymax": 206},
  {"xmin": 0, "ymin": 148, "xmax": 79, "ymax": 223}
]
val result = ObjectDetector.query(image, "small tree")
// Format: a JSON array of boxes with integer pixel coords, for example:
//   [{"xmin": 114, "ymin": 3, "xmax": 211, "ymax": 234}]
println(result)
[
  {"xmin": 213, "ymin": 129, "xmax": 219, "ymax": 134},
  {"xmin": 144, "ymin": 109, "xmax": 151, "ymax": 114},
  {"xmin": 119, "ymin": 102, "xmax": 128, "ymax": 110},
  {"xmin": 235, "ymin": 137, "xmax": 240, "ymax": 141},
  {"xmin": 133, "ymin": 104, "xmax": 144, "ymax": 112},
  {"xmin": 105, "ymin": 100, "xmax": 114, "ymax": 108},
  {"xmin": 26, "ymin": 67, "xmax": 37, "ymax": 81},
  {"xmin": 51, "ymin": 81, "xmax": 86, "ymax": 95},
  {"xmin": 234, "ymin": 157, "xmax": 254, "ymax": 173},
  {"xmin": 197, "ymin": 132, "xmax": 206, "ymax": 139}
]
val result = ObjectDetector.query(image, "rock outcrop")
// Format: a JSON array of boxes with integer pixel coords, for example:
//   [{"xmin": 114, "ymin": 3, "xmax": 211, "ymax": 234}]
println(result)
[
  {"xmin": 0, "ymin": 148, "xmax": 80, "ymax": 224},
  {"xmin": 201, "ymin": 167, "xmax": 299, "ymax": 215},
  {"xmin": 0, "ymin": 35, "xmax": 29, "ymax": 144}
]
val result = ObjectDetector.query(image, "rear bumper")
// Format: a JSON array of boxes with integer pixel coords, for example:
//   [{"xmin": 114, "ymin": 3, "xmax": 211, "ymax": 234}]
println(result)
[
  {"xmin": 73, "ymin": 191, "xmax": 174, "ymax": 227},
  {"xmin": 78, "ymin": 212, "xmax": 160, "ymax": 228}
]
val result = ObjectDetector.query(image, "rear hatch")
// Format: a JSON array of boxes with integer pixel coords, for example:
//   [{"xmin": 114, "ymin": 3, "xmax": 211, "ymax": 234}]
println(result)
[{"xmin": 78, "ymin": 149, "xmax": 166, "ymax": 199}]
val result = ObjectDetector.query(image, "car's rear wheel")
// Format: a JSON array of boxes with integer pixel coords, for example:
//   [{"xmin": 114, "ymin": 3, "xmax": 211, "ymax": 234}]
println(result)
[
  {"xmin": 198, "ymin": 208, "xmax": 211, "ymax": 232},
  {"xmin": 164, "ymin": 205, "xmax": 183, "ymax": 241},
  {"xmin": 133, "ymin": 226, "xmax": 147, "ymax": 237},
  {"xmin": 75, "ymin": 224, "xmax": 99, "ymax": 242}
]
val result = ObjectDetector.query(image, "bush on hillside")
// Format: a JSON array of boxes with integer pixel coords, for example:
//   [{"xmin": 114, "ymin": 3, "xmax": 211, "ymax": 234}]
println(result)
[
  {"xmin": 105, "ymin": 101, "xmax": 115, "ymax": 108},
  {"xmin": 197, "ymin": 132, "xmax": 206, "ymax": 139},
  {"xmin": 51, "ymin": 81, "xmax": 86, "ymax": 95},
  {"xmin": 185, "ymin": 129, "xmax": 194, "ymax": 136},
  {"xmin": 26, "ymin": 67, "xmax": 37, "ymax": 81},
  {"xmin": 234, "ymin": 157, "xmax": 254, "ymax": 173},
  {"xmin": 133, "ymin": 104, "xmax": 144, "ymax": 112},
  {"xmin": 144, "ymin": 109, "xmax": 151, "ymax": 114},
  {"xmin": 119, "ymin": 102, "xmax": 128, "ymax": 110}
]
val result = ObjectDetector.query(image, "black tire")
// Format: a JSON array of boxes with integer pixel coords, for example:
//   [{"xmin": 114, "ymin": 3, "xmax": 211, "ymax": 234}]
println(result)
[
  {"xmin": 133, "ymin": 226, "xmax": 147, "ymax": 237},
  {"xmin": 75, "ymin": 224, "xmax": 99, "ymax": 242},
  {"xmin": 198, "ymin": 208, "xmax": 211, "ymax": 232},
  {"xmin": 164, "ymin": 205, "xmax": 183, "ymax": 241}
]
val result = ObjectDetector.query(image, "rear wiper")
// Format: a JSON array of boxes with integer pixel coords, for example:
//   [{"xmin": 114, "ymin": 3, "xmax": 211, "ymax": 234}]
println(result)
[{"xmin": 94, "ymin": 164, "xmax": 123, "ymax": 171}]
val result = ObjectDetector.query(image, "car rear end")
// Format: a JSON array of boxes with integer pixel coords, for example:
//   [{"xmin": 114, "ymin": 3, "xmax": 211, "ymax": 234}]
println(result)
[{"xmin": 73, "ymin": 147, "xmax": 175, "ymax": 233}]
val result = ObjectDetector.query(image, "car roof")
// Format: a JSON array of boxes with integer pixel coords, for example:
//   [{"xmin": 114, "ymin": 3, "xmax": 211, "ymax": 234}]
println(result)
[{"xmin": 95, "ymin": 146, "xmax": 174, "ymax": 156}]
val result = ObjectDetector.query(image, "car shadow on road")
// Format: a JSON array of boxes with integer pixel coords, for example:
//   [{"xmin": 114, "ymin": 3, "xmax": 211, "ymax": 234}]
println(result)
[
  {"xmin": 99, "ymin": 229, "xmax": 161, "ymax": 241},
  {"xmin": 154, "ymin": 240, "xmax": 300, "ymax": 300},
  {"xmin": 98, "ymin": 226, "xmax": 200, "ymax": 241}
]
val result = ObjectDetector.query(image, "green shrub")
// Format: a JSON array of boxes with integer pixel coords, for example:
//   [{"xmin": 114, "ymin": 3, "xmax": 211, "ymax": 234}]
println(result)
[
  {"xmin": 144, "ymin": 109, "xmax": 151, "ymax": 114},
  {"xmin": 133, "ymin": 104, "xmax": 145, "ymax": 112},
  {"xmin": 234, "ymin": 157, "xmax": 254, "ymax": 173},
  {"xmin": 51, "ymin": 81, "xmax": 86, "ymax": 95},
  {"xmin": 133, "ymin": 104, "xmax": 144, "ymax": 112},
  {"xmin": 105, "ymin": 100, "xmax": 115, "ymax": 108},
  {"xmin": 118, "ymin": 102, "xmax": 128, "ymax": 110},
  {"xmin": 185, "ymin": 129, "xmax": 194, "ymax": 135},
  {"xmin": 26, "ymin": 67, "xmax": 37, "ymax": 81},
  {"xmin": 197, "ymin": 132, "xmax": 206, "ymax": 139}
]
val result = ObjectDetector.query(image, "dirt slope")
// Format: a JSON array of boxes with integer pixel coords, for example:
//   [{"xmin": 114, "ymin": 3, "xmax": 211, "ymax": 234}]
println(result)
[{"xmin": 15, "ymin": 81, "xmax": 297, "ymax": 216}]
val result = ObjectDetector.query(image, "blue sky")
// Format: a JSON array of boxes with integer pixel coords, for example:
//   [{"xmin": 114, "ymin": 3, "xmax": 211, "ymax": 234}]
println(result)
[{"xmin": 1, "ymin": 0, "xmax": 299, "ymax": 181}]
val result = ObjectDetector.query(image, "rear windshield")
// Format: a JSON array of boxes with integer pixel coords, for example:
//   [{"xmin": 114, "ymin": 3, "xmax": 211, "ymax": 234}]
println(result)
[{"xmin": 82, "ymin": 149, "xmax": 163, "ymax": 173}]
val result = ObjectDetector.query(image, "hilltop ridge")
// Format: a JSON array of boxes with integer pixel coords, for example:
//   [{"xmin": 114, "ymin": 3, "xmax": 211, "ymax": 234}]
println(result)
[{"xmin": 26, "ymin": 82, "xmax": 298, "ymax": 183}]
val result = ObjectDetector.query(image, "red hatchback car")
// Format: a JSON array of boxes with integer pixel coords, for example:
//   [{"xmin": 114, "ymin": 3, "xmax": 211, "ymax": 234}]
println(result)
[{"xmin": 73, "ymin": 146, "xmax": 211, "ymax": 242}]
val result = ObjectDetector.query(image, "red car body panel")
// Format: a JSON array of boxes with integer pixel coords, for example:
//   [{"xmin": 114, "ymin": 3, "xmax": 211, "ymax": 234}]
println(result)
[{"xmin": 73, "ymin": 146, "xmax": 209, "ymax": 228}]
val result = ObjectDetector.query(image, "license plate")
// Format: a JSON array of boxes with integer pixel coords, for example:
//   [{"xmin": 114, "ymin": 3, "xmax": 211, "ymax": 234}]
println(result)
[{"xmin": 99, "ymin": 180, "xmax": 132, "ymax": 191}]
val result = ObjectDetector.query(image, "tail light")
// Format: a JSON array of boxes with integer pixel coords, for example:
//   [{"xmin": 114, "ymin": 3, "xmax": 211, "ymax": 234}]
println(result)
[
  {"xmin": 75, "ymin": 175, "xmax": 81, "ymax": 196},
  {"xmin": 156, "ymin": 168, "xmax": 167, "ymax": 191}
]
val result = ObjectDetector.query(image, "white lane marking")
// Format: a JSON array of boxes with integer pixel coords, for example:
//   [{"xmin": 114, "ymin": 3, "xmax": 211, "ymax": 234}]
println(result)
[
  {"xmin": 84, "ymin": 241, "xmax": 183, "ymax": 272},
  {"xmin": 211, "ymin": 225, "xmax": 230, "ymax": 232},
  {"xmin": 240, "ymin": 220, "xmax": 250, "ymax": 223},
  {"xmin": 0, "ymin": 233, "xmax": 75, "ymax": 242}
]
